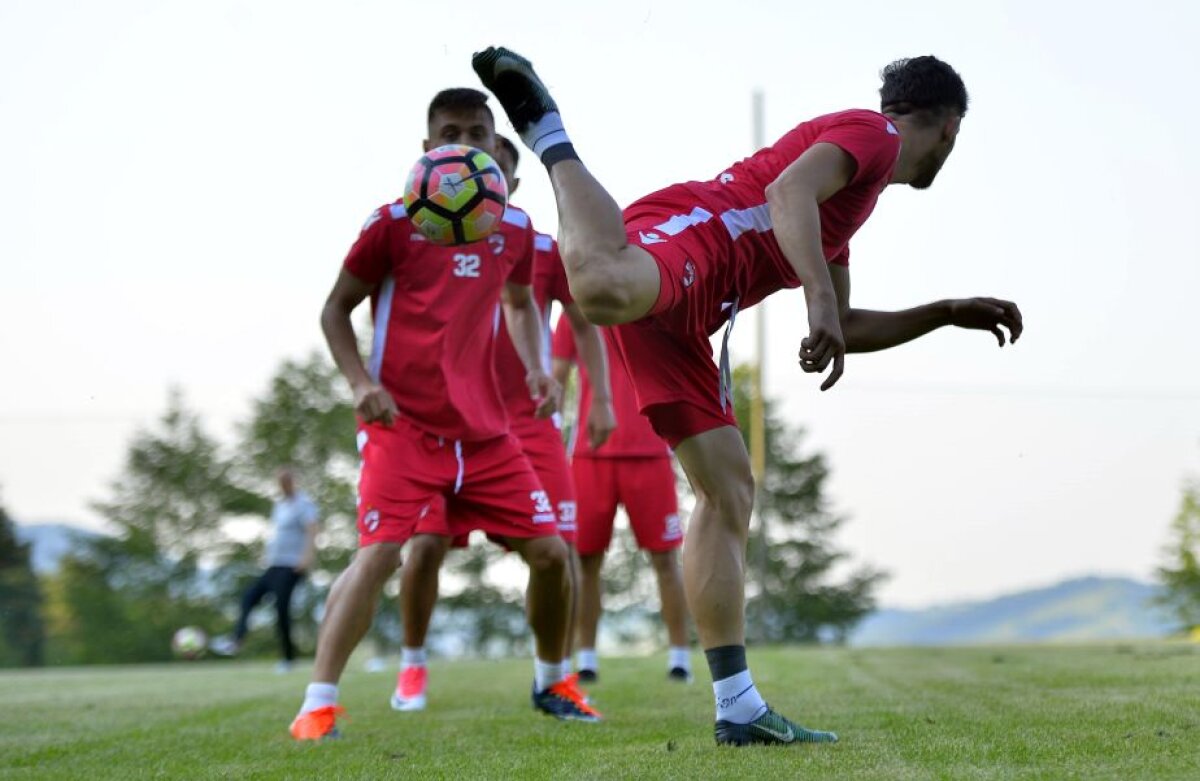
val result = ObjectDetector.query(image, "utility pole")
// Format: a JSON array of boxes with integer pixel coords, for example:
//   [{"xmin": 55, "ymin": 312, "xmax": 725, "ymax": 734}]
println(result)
[{"xmin": 750, "ymin": 90, "xmax": 768, "ymax": 640}]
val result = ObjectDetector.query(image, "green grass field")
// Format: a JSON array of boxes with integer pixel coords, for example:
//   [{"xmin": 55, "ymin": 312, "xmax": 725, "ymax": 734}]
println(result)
[{"xmin": 2, "ymin": 644, "xmax": 1198, "ymax": 780}]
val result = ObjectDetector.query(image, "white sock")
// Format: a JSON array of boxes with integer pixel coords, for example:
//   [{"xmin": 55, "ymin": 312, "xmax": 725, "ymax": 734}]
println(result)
[
  {"xmin": 562, "ymin": 656, "xmax": 573, "ymax": 674},
  {"xmin": 668, "ymin": 646, "xmax": 691, "ymax": 671},
  {"xmin": 299, "ymin": 682, "xmax": 338, "ymax": 716},
  {"xmin": 576, "ymin": 648, "xmax": 598, "ymax": 672},
  {"xmin": 534, "ymin": 658, "xmax": 564, "ymax": 692},
  {"xmin": 401, "ymin": 646, "xmax": 427, "ymax": 668},
  {"xmin": 521, "ymin": 112, "xmax": 572, "ymax": 160},
  {"xmin": 712, "ymin": 670, "xmax": 768, "ymax": 724}
]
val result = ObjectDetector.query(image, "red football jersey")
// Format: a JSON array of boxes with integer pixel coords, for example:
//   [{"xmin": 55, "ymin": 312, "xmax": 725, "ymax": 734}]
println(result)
[
  {"xmin": 553, "ymin": 316, "xmax": 670, "ymax": 459},
  {"xmin": 494, "ymin": 231, "xmax": 570, "ymax": 418},
  {"xmin": 632, "ymin": 109, "xmax": 901, "ymax": 334},
  {"xmin": 343, "ymin": 201, "xmax": 535, "ymax": 441}
]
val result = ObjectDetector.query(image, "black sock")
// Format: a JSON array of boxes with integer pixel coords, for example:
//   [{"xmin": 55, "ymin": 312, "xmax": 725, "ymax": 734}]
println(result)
[{"xmin": 704, "ymin": 645, "xmax": 748, "ymax": 682}]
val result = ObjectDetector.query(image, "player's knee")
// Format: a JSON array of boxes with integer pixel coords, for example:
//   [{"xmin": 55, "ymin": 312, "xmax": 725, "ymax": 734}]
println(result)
[
  {"xmin": 405, "ymin": 534, "xmax": 449, "ymax": 571},
  {"xmin": 523, "ymin": 535, "xmax": 569, "ymax": 575},
  {"xmin": 694, "ymin": 470, "xmax": 755, "ymax": 528},
  {"xmin": 357, "ymin": 542, "xmax": 404, "ymax": 582},
  {"xmin": 564, "ymin": 257, "xmax": 633, "ymax": 325}
]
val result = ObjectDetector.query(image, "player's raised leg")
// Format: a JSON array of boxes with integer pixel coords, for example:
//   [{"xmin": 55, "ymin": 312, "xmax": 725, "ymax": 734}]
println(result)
[
  {"xmin": 391, "ymin": 533, "xmax": 449, "ymax": 711},
  {"xmin": 290, "ymin": 543, "xmax": 402, "ymax": 740},
  {"xmin": 472, "ymin": 47, "xmax": 660, "ymax": 326}
]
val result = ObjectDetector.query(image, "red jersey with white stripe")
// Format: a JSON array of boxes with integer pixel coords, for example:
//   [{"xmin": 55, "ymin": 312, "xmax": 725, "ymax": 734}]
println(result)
[
  {"xmin": 494, "ymin": 231, "xmax": 570, "ymax": 418},
  {"xmin": 553, "ymin": 316, "xmax": 670, "ymax": 459},
  {"xmin": 628, "ymin": 109, "xmax": 901, "ymax": 335},
  {"xmin": 343, "ymin": 201, "xmax": 535, "ymax": 441}
]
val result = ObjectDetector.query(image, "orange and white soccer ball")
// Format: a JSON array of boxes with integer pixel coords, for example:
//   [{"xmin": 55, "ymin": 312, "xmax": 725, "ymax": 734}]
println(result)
[{"xmin": 402, "ymin": 144, "xmax": 509, "ymax": 245}]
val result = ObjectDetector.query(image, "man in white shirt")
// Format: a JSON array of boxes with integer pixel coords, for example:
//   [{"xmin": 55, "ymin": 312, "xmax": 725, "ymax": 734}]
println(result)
[{"xmin": 212, "ymin": 468, "xmax": 319, "ymax": 669}]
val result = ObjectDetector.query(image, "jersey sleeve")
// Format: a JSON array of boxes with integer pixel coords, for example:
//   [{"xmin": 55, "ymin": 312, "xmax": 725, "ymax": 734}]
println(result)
[
  {"xmin": 504, "ymin": 214, "xmax": 535, "ymax": 286},
  {"xmin": 551, "ymin": 314, "xmax": 577, "ymax": 361},
  {"xmin": 343, "ymin": 206, "xmax": 397, "ymax": 284},
  {"xmin": 300, "ymin": 497, "xmax": 319, "ymax": 526},
  {"xmin": 814, "ymin": 113, "xmax": 901, "ymax": 188},
  {"xmin": 534, "ymin": 234, "xmax": 573, "ymax": 305}
]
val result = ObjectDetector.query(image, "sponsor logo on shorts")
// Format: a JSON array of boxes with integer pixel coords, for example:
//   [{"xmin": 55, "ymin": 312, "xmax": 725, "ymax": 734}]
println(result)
[
  {"xmin": 719, "ymin": 171, "xmax": 735, "ymax": 184},
  {"xmin": 663, "ymin": 513, "xmax": 682, "ymax": 541},
  {"xmin": 363, "ymin": 509, "xmax": 381, "ymax": 533},
  {"xmin": 638, "ymin": 230, "xmax": 667, "ymax": 245},
  {"xmin": 682, "ymin": 261, "xmax": 696, "ymax": 289}
]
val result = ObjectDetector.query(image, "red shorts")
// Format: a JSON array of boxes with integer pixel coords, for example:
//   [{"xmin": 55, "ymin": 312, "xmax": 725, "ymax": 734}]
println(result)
[
  {"xmin": 573, "ymin": 456, "xmax": 683, "ymax": 557},
  {"xmin": 614, "ymin": 186, "xmax": 745, "ymax": 446},
  {"xmin": 355, "ymin": 419, "xmax": 559, "ymax": 548},
  {"xmin": 443, "ymin": 414, "xmax": 577, "ymax": 547}
]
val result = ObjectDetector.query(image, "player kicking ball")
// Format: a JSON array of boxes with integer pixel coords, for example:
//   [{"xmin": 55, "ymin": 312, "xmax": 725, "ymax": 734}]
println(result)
[
  {"xmin": 290, "ymin": 88, "xmax": 594, "ymax": 741},
  {"xmin": 551, "ymin": 316, "xmax": 693, "ymax": 684},
  {"xmin": 391, "ymin": 134, "xmax": 614, "ymax": 716},
  {"xmin": 473, "ymin": 48, "xmax": 1023, "ymax": 746}
]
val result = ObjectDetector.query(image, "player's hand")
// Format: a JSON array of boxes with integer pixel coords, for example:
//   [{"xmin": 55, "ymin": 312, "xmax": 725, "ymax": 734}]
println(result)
[
  {"xmin": 587, "ymin": 398, "xmax": 617, "ymax": 450},
  {"xmin": 948, "ymin": 298, "xmax": 1023, "ymax": 346},
  {"xmin": 353, "ymin": 380, "xmax": 399, "ymax": 425},
  {"xmin": 527, "ymin": 370, "xmax": 562, "ymax": 419},
  {"xmin": 800, "ymin": 298, "xmax": 846, "ymax": 391}
]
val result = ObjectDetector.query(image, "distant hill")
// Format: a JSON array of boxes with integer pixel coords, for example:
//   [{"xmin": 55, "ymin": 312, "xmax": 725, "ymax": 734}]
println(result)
[
  {"xmin": 13, "ymin": 522, "xmax": 100, "ymax": 574},
  {"xmin": 852, "ymin": 576, "xmax": 1175, "ymax": 646}
]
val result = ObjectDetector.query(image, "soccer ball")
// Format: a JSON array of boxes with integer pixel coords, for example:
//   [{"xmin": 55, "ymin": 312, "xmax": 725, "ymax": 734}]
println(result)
[
  {"xmin": 171, "ymin": 626, "xmax": 208, "ymax": 660},
  {"xmin": 403, "ymin": 144, "xmax": 508, "ymax": 245}
]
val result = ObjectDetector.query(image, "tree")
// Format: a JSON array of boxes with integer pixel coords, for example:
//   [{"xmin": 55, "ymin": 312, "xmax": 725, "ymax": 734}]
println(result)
[
  {"xmin": 1156, "ymin": 478, "xmax": 1200, "ymax": 632},
  {"xmin": 0, "ymin": 498, "xmax": 45, "ymax": 666},
  {"xmin": 48, "ymin": 390, "xmax": 264, "ymax": 664},
  {"xmin": 736, "ymin": 365, "xmax": 887, "ymax": 644}
]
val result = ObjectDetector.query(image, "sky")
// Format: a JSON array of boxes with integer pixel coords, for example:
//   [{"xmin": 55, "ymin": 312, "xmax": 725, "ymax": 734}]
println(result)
[{"xmin": 2, "ymin": 0, "xmax": 1198, "ymax": 608}]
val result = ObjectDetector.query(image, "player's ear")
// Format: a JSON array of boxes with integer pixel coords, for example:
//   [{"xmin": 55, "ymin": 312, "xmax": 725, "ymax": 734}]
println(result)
[
  {"xmin": 942, "ymin": 114, "xmax": 961, "ymax": 143},
  {"xmin": 510, "ymin": 177, "xmax": 521, "ymax": 196},
  {"xmin": 422, "ymin": 139, "xmax": 432, "ymax": 153}
]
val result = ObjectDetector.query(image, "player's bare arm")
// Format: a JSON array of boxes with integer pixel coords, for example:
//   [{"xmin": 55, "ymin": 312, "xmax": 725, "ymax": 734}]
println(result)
[
  {"xmin": 320, "ymin": 269, "xmax": 399, "ymax": 425},
  {"xmin": 765, "ymin": 142, "xmax": 857, "ymax": 391},
  {"xmin": 829, "ymin": 264, "xmax": 1023, "ymax": 352},
  {"xmin": 500, "ymin": 280, "xmax": 562, "ymax": 418},
  {"xmin": 562, "ymin": 302, "xmax": 616, "ymax": 449}
]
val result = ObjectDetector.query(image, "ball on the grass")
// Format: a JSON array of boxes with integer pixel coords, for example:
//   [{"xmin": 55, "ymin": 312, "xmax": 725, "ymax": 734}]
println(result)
[
  {"xmin": 402, "ymin": 144, "xmax": 508, "ymax": 245},
  {"xmin": 171, "ymin": 626, "xmax": 208, "ymax": 659}
]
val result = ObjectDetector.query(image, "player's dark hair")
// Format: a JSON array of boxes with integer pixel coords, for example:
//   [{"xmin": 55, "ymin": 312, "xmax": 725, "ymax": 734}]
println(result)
[
  {"xmin": 427, "ymin": 87, "xmax": 494, "ymax": 124},
  {"xmin": 495, "ymin": 135, "xmax": 520, "ymax": 171},
  {"xmin": 880, "ymin": 56, "xmax": 968, "ymax": 122}
]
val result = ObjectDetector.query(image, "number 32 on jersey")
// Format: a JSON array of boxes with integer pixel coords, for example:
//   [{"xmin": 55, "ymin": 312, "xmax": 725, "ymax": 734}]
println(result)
[{"xmin": 452, "ymin": 253, "xmax": 481, "ymax": 278}]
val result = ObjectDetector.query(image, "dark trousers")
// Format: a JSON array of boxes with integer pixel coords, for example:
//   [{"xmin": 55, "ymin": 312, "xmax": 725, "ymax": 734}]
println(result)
[{"xmin": 234, "ymin": 566, "xmax": 303, "ymax": 661}]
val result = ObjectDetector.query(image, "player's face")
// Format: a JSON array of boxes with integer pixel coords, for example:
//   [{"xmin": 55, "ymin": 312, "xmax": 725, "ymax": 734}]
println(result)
[
  {"xmin": 424, "ymin": 108, "xmax": 496, "ymax": 154},
  {"xmin": 278, "ymin": 470, "xmax": 295, "ymax": 496},
  {"xmin": 493, "ymin": 145, "xmax": 520, "ymax": 195},
  {"xmin": 909, "ymin": 115, "xmax": 961, "ymax": 190}
]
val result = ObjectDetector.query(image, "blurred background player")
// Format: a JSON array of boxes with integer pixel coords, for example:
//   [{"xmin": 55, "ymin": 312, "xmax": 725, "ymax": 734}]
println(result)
[
  {"xmin": 551, "ymin": 318, "xmax": 692, "ymax": 684},
  {"xmin": 392, "ymin": 135, "xmax": 615, "ymax": 713},
  {"xmin": 210, "ymin": 467, "xmax": 318, "ymax": 672},
  {"xmin": 474, "ymin": 48, "xmax": 1022, "ymax": 746},
  {"xmin": 291, "ymin": 88, "xmax": 594, "ymax": 741}
]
